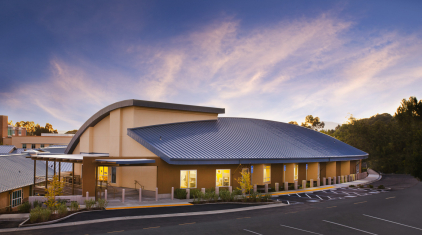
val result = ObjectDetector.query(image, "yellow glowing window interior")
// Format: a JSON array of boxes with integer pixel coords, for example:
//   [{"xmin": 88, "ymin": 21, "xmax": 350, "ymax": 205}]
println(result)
[
  {"xmin": 98, "ymin": 166, "xmax": 108, "ymax": 181},
  {"xmin": 180, "ymin": 170, "xmax": 197, "ymax": 188},
  {"xmin": 294, "ymin": 164, "xmax": 298, "ymax": 181},
  {"xmin": 216, "ymin": 169, "xmax": 230, "ymax": 187},
  {"xmin": 264, "ymin": 165, "xmax": 271, "ymax": 182}
]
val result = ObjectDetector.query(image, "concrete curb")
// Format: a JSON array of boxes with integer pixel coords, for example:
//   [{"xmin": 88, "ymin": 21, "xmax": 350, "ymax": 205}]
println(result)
[
  {"xmin": 0, "ymin": 202, "xmax": 289, "ymax": 233},
  {"xmin": 18, "ymin": 210, "xmax": 97, "ymax": 227}
]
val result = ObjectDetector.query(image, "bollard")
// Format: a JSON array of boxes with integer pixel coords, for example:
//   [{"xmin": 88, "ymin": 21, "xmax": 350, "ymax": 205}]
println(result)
[
  {"xmin": 310, "ymin": 179, "xmax": 314, "ymax": 188},
  {"xmin": 254, "ymin": 184, "xmax": 257, "ymax": 193},
  {"xmin": 333, "ymin": 177, "xmax": 336, "ymax": 184},
  {"xmin": 229, "ymin": 186, "xmax": 232, "ymax": 193},
  {"xmin": 328, "ymin": 177, "xmax": 331, "ymax": 185},
  {"xmin": 317, "ymin": 178, "xmax": 320, "ymax": 187},
  {"xmin": 338, "ymin": 176, "xmax": 340, "ymax": 184},
  {"xmin": 122, "ymin": 189, "xmax": 125, "ymax": 203},
  {"xmin": 86, "ymin": 191, "xmax": 89, "ymax": 199},
  {"xmin": 171, "ymin": 187, "xmax": 174, "ymax": 200},
  {"xmin": 186, "ymin": 189, "xmax": 190, "ymax": 199},
  {"xmin": 155, "ymin": 188, "xmax": 158, "ymax": 201},
  {"xmin": 265, "ymin": 184, "xmax": 268, "ymax": 193},
  {"xmin": 140, "ymin": 188, "xmax": 143, "ymax": 202},
  {"xmin": 302, "ymin": 180, "xmax": 307, "ymax": 189},
  {"xmin": 323, "ymin": 177, "xmax": 326, "ymax": 186},
  {"xmin": 275, "ymin": 183, "xmax": 279, "ymax": 192},
  {"xmin": 201, "ymin": 188, "xmax": 205, "ymax": 194},
  {"xmin": 284, "ymin": 182, "xmax": 288, "ymax": 191},
  {"xmin": 294, "ymin": 181, "xmax": 298, "ymax": 190},
  {"xmin": 105, "ymin": 189, "xmax": 107, "ymax": 201},
  {"xmin": 215, "ymin": 187, "xmax": 219, "ymax": 195}
]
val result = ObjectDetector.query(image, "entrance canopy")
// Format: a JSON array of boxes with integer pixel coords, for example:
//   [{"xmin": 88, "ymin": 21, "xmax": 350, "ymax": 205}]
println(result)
[{"xmin": 27, "ymin": 153, "xmax": 109, "ymax": 163}]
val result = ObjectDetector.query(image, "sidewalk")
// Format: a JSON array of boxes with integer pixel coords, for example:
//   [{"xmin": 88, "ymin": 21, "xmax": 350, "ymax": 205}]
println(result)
[
  {"xmin": 106, "ymin": 198, "xmax": 193, "ymax": 210},
  {"xmin": 0, "ymin": 213, "xmax": 29, "ymax": 221}
]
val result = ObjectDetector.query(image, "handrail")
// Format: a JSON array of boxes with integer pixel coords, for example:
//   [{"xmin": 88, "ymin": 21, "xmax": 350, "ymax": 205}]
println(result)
[{"xmin": 134, "ymin": 180, "xmax": 144, "ymax": 190}]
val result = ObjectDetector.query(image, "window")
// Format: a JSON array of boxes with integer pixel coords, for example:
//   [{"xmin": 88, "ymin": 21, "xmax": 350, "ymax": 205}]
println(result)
[
  {"xmin": 18, "ymin": 129, "xmax": 21, "ymax": 135},
  {"xmin": 98, "ymin": 166, "xmax": 108, "ymax": 181},
  {"xmin": 216, "ymin": 169, "xmax": 230, "ymax": 187},
  {"xmin": 111, "ymin": 167, "xmax": 116, "ymax": 183},
  {"xmin": 41, "ymin": 144, "xmax": 45, "ymax": 148},
  {"xmin": 294, "ymin": 164, "xmax": 299, "ymax": 181},
  {"xmin": 22, "ymin": 144, "xmax": 27, "ymax": 149},
  {"xmin": 356, "ymin": 161, "xmax": 360, "ymax": 174},
  {"xmin": 8, "ymin": 127, "xmax": 13, "ymax": 136},
  {"xmin": 31, "ymin": 144, "xmax": 36, "ymax": 149},
  {"xmin": 180, "ymin": 170, "xmax": 197, "ymax": 188},
  {"xmin": 264, "ymin": 165, "xmax": 271, "ymax": 182},
  {"xmin": 11, "ymin": 190, "xmax": 22, "ymax": 207}
]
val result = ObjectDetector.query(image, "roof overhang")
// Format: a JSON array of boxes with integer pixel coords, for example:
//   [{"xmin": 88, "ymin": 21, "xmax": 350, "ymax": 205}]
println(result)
[
  {"xmin": 95, "ymin": 158, "xmax": 156, "ymax": 166},
  {"xmin": 27, "ymin": 154, "xmax": 108, "ymax": 163}
]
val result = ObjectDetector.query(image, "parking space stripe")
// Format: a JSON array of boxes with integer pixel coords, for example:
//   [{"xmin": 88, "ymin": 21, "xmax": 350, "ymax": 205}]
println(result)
[
  {"xmin": 280, "ymin": 225, "xmax": 324, "ymax": 234},
  {"xmin": 354, "ymin": 201, "xmax": 367, "ymax": 204},
  {"xmin": 323, "ymin": 220, "xmax": 377, "ymax": 235},
  {"xmin": 243, "ymin": 229, "xmax": 263, "ymax": 235},
  {"xmin": 363, "ymin": 214, "xmax": 422, "ymax": 231}
]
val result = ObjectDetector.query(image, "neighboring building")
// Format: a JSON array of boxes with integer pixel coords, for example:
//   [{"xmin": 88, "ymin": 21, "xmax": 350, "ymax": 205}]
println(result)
[
  {"xmin": 0, "ymin": 115, "xmax": 73, "ymax": 149},
  {"xmin": 0, "ymin": 155, "xmax": 52, "ymax": 212},
  {"xmin": 28, "ymin": 99, "xmax": 368, "ymax": 198}
]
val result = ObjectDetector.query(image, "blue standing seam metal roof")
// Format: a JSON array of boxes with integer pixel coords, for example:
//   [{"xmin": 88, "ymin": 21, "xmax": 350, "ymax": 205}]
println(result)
[
  {"xmin": 128, "ymin": 117, "xmax": 368, "ymax": 165},
  {"xmin": 0, "ymin": 155, "xmax": 54, "ymax": 193},
  {"xmin": 0, "ymin": 145, "xmax": 15, "ymax": 154}
]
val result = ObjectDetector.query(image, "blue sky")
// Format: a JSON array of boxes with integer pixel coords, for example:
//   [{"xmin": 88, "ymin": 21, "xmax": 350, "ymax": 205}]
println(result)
[{"xmin": 1, "ymin": 0, "xmax": 422, "ymax": 132}]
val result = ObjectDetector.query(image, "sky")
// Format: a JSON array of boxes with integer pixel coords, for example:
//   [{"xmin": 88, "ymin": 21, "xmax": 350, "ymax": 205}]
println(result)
[{"xmin": 1, "ymin": 0, "xmax": 422, "ymax": 132}]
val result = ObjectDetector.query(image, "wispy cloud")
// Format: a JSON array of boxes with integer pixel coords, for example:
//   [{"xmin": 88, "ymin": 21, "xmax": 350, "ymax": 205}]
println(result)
[{"xmin": 1, "ymin": 13, "xmax": 421, "ymax": 130}]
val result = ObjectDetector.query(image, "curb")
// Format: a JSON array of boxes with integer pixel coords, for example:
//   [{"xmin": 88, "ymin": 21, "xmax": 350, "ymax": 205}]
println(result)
[
  {"xmin": 106, "ymin": 203, "xmax": 192, "ymax": 211},
  {"xmin": 19, "ymin": 210, "xmax": 98, "ymax": 227}
]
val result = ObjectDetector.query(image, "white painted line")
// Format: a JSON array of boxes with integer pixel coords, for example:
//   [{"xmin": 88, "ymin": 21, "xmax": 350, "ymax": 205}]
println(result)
[
  {"xmin": 243, "ymin": 229, "xmax": 263, "ymax": 235},
  {"xmin": 305, "ymin": 194, "xmax": 312, "ymax": 199},
  {"xmin": 315, "ymin": 195, "xmax": 323, "ymax": 200},
  {"xmin": 363, "ymin": 214, "xmax": 422, "ymax": 231},
  {"xmin": 327, "ymin": 196, "xmax": 331, "ymax": 199},
  {"xmin": 323, "ymin": 220, "xmax": 378, "ymax": 235},
  {"xmin": 296, "ymin": 193, "xmax": 301, "ymax": 197},
  {"xmin": 280, "ymin": 225, "xmax": 324, "ymax": 235},
  {"xmin": 287, "ymin": 200, "xmax": 290, "ymax": 205}
]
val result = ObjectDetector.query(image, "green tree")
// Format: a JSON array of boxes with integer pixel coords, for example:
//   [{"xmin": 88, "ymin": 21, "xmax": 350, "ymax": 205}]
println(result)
[
  {"xmin": 65, "ymin": 129, "xmax": 78, "ymax": 134},
  {"xmin": 288, "ymin": 121, "xmax": 298, "ymax": 125},
  {"xmin": 301, "ymin": 115, "xmax": 325, "ymax": 131}
]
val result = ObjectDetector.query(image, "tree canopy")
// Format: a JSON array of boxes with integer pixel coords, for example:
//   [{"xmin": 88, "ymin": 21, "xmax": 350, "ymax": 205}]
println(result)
[
  {"xmin": 321, "ymin": 96, "xmax": 422, "ymax": 180},
  {"xmin": 12, "ymin": 121, "xmax": 58, "ymax": 136},
  {"xmin": 65, "ymin": 129, "xmax": 78, "ymax": 134}
]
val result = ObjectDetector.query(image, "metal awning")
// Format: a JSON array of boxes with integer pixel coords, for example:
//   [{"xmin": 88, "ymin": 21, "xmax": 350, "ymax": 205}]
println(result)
[
  {"xmin": 27, "ymin": 154, "xmax": 108, "ymax": 163},
  {"xmin": 95, "ymin": 159, "xmax": 155, "ymax": 166}
]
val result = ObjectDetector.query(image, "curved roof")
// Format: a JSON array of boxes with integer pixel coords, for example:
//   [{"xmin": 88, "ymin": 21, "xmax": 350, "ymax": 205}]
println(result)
[
  {"xmin": 65, "ymin": 99, "xmax": 225, "ymax": 154},
  {"xmin": 128, "ymin": 117, "xmax": 368, "ymax": 165}
]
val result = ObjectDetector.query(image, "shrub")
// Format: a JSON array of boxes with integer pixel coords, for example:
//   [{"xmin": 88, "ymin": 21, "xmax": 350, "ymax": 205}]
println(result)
[
  {"xmin": 33, "ymin": 200, "xmax": 42, "ymax": 208},
  {"xmin": 56, "ymin": 199, "xmax": 67, "ymax": 206},
  {"xmin": 189, "ymin": 189, "xmax": 200, "ymax": 199},
  {"xmin": 192, "ymin": 190, "xmax": 204, "ymax": 203},
  {"xmin": 29, "ymin": 207, "xmax": 41, "ymax": 223},
  {"xmin": 249, "ymin": 191, "xmax": 258, "ymax": 202},
  {"xmin": 306, "ymin": 183, "xmax": 310, "ymax": 188},
  {"xmin": 205, "ymin": 187, "xmax": 215, "ymax": 193},
  {"xmin": 212, "ymin": 192, "xmax": 219, "ymax": 202},
  {"xmin": 219, "ymin": 190, "xmax": 231, "ymax": 202},
  {"xmin": 84, "ymin": 199, "xmax": 96, "ymax": 210},
  {"xmin": 174, "ymin": 188, "xmax": 187, "ymax": 199},
  {"xmin": 357, "ymin": 184, "xmax": 363, "ymax": 188},
  {"xmin": 256, "ymin": 194, "xmax": 263, "ymax": 202},
  {"xmin": 263, "ymin": 193, "xmax": 272, "ymax": 202},
  {"xmin": 368, "ymin": 185, "xmax": 374, "ymax": 188},
  {"xmin": 18, "ymin": 201, "xmax": 31, "ymax": 213},
  {"xmin": 40, "ymin": 208, "xmax": 52, "ymax": 222},
  {"xmin": 349, "ymin": 185, "xmax": 355, "ymax": 187},
  {"xmin": 70, "ymin": 201, "xmax": 79, "ymax": 211},
  {"xmin": 57, "ymin": 204, "xmax": 68, "ymax": 217},
  {"xmin": 97, "ymin": 199, "xmax": 108, "ymax": 209},
  {"xmin": 377, "ymin": 185, "xmax": 385, "ymax": 189}
]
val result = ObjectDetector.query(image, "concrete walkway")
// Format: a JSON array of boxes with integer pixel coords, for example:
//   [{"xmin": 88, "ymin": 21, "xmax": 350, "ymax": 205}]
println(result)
[{"xmin": 0, "ymin": 213, "xmax": 29, "ymax": 221}]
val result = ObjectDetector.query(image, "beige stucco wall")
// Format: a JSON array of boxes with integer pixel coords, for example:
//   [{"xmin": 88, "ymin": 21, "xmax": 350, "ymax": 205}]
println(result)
[
  {"xmin": 284, "ymin": 163, "xmax": 298, "ymax": 183},
  {"xmin": 0, "ymin": 191, "xmax": 9, "ymax": 212},
  {"xmin": 307, "ymin": 162, "xmax": 319, "ymax": 180},
  {"xmin": 341, "ymin": 161, "xmax": 351, "ymax": 175},
  {"xmin": 11, "ymin": 136, "xmax": 72, "ymax": 149},
  {"xmin": 326, "ymin": 162, "xmax": 337, "ymax": 178},
  {"xmin": 110, "ymin": 166, "xmax": 157, "ymax": 191}
]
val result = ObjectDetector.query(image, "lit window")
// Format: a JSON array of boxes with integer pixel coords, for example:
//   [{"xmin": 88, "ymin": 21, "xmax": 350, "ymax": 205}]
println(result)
[
  {"xmin": 31, "ymin": 144, "xmax": 36, "ymax": 149},
  {"xmin": 180, "ymin": 170, "xmax": 197, "ymax": 188},
  {"xmin": 294, "ymin": 164, "xmax": 299, "ymax": 181},
  {"xmin": 216, "ymin": 169, "xmax": 230, "ymax": 187},
  {"xmin": 22, "ymin": 144, "xmax": 26, "ymax": 149},
  {"xmin": 264, "ymin": 165, "xmax": 271, "ymax": 182},
  {"xmin": 98, "ymin": 166, "xmax": 108, "ymax": 181},
  {"xmin": 12, "ymin": 190, "xmax": 22, "ymax": 207},
  {"xmin": 41, "ymin": 144, "xmax": 45, "ymax": 148},
  {"xmin": 111, "ymin": 167, "xmax": 116, "ymax": 183}
]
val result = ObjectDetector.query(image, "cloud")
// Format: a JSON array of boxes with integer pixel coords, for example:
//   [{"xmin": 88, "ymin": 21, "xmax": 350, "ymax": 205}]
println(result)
[{"xmin": 1, "ymin": 13, "xmax": 422, "ymax": 130}]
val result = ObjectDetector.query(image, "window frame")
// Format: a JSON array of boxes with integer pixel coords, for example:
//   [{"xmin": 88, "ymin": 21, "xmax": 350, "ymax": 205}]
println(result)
[
  {"xmin": 40, "ymin": 144, "xmax": 45, "ymax": 148},
  {"xmin": 11, "ymin": 189, "xmax": 22, "ymax": 208},
  {"xmin": 111, "ymin": 167, "xmax": 117, "ymax": 183},
  {"xmin": 180, "ymin": 170, "xmax": 197, "ymax": 189},
  {"xmin": 263, "ymin": 165, "xmax": 271, "ymax": 183},
  {"xmin": 31, "ymin": 144, "xmax": 36, "ymax": 149},
  {"xmin": 22, "ymin": 144, "xmax": 27, "ymax": 149},
  {"xmin": 216, "ymin": 169, "xmax": 231, "ymax": 187}
]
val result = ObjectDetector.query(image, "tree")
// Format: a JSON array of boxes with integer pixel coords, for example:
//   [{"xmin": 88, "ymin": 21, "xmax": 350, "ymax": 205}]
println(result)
[
  {"xmin": 236, "ymin": 171, "xmax": 253, "ymax": 195},
  {"xmin": 301, "ymin": 115, "xmax": 325, "ymax": 131},
  {"xmin": 44, "ymin": 175, "xmax": 64, "ymax": 209},
  {"xmin": 288, "ymin": 121, "xmax": 298, "ymax": 125},
  {"xmin": 65, "ymin": 130, "xmax": 78, "ymax": 134},
  {"xmin": 14, "ymin": 121, "xmax": 57, "ymax": 136},
  {"xmin": 8, "ymin": 120, "xmax": 13, "ymax": 125}
]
